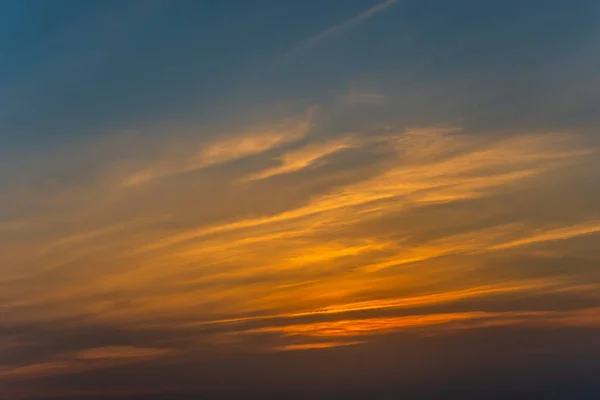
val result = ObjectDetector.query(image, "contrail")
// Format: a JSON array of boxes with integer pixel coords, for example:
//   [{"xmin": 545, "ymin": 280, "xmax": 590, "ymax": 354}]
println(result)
[{"xmin": 279, "ymin": 0, "xmax": 399, "ymax": 63}]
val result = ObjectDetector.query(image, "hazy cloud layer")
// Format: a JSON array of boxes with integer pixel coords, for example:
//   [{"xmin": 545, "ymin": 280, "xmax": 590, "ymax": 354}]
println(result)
[{"xmin": 1, "ymin": 1, "xmax": 600, "ymax": 398}]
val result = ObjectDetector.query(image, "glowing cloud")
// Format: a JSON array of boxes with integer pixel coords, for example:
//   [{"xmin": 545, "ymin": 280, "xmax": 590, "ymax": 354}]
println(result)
[
  {"xmin": 243, "ymin": 135, "xmax": 358, "ymax": 181},
  {"xmin": 122, "ymin": 115, "xmax": 312, "ymax": 186},
  {"xmin": 73, "ymin": 346, "xmax": 174, "ymax": 360}
]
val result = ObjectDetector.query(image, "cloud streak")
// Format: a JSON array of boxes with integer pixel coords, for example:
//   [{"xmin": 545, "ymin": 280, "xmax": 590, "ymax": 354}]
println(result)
[
  {"xmin": 3, "ymin": 0, "xmax": 600, "ymax": 395},
  {"xmin": 1, "ymin": 115, "xmax": 599, "ymax": 387},
  {"xmin": 122, "ymin": 115, "xmax": 313, "ymax": 186},
  {"xmin": 242, "ymin": 135, "xmax": 358, "ymax": 181},
  {"xmin": 280, "ymin": 0, "xmax": 399, "ymax": 62}
]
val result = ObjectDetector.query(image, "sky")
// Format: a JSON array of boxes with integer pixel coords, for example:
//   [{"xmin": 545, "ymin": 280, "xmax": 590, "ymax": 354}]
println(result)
[{"xmin": 1, "ymin": 0, "xmax": 600, "ymax": 398}]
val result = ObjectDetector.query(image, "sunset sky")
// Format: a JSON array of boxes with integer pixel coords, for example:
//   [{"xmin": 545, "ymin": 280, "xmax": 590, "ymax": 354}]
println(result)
[{"xmin": 1, "ymin": 1, "xmax": 600, "ymax": 398}]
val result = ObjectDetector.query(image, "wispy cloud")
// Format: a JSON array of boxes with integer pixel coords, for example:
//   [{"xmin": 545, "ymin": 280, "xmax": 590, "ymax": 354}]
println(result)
[
  {"xmin": 131, "ymin": 129, "xmax": 592, "ymax": 256},
  {"xmin": 280, "ymin": 0, "xmax": 399, "ymax": 62},
  {"xmin": 0, "ymin": 346, "xmax": 174, "ymax": 381},
  {"xmin": 246, "ymin": 312, "xmax": 507, "ymax": 337},
  {"xmin": 488, "ymin": 221, "xmax": 600, "ymax": 251},
  {"xmin": 275, "ymin": 341, "xmax": 364, "ymax": 351},
  {"xmin": 3, "ymin": 0, "xmax": 600, "ymax": 392},
  {"xmin": 1, "ymin": 115, "xmax": 598, "ymax": 382},
  {"xmin": 73, "ymin": 346, "xmax": 174, "ymax": 361},
  {"xmin": 364, "ymin": 220, "xmax": 600, "ymax": 272},
  {"xmin": 122, "ymin": 116, "xmax": 312, "ymax": 186},
  {"xmin": 177, "ymin": 280, "xmax": 556, "ymax": 329},
  {"xmin": 0, "ymin": 361, "xmax": 78, "ymax": 380},
  {"xmin": 242, "ymin": 135, "xmax": 358, "ymax": 181},
  {"xmin": 234, "ymin": 306, "xmax": 600, "ymax": 351}
]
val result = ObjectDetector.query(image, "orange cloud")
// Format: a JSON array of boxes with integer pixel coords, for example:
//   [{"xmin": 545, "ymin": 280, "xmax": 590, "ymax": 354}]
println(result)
[
  {"xmin": 122, "ymin": 114, "xmax": 312, "ymax": 186},
  {"xmin": 247, "ymin": 312, "xmax": 492, "ymax": 337},
  {"xmin": 73, "ymin": 346, "xmax": 174, "ymax": 360},
  {"xmin": 275, "ymin": 341, "xmax": 365, "ymax": 351},
  {"xmin": 0, "ymin": 346, "xmax": 174, "ymax": 382},
  {"xmin": 240, "ymin": 307, "xmax": 600, "ymax": 351},
  {"xmin": 0, "ymin": 362, "xmax": 77, "ymax": 380},
  {"xmin": 131, "ymin": 130, "xmax": 591, "ymax": 257},
  {"xmin": 1, "ymin": 120, "xmax": 598, "ymax": 377},
  {"xmin": 243, "ymin": 135, "xmax": 357, "ymax": 181}
]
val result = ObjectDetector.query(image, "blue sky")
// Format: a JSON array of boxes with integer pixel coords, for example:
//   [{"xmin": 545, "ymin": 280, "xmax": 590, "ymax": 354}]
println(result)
[{"xmin": 3, "ymin": 0, "xmax": 599, "ymax": 151}]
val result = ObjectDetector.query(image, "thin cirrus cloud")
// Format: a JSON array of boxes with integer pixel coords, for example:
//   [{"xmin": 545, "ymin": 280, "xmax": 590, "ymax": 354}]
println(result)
[
  {"xmin": 242, "ymin": 135, "xmax": 359, "ymax": 181},
  {"xmin": 0, "ymin": 107, "xmax": 599, "ymax": 392},
  {"xmin": 2, "ymin": 1, "xmax": 600, "ymax": 396},
  {"xmin": 0, "ymin": 346, "xmax": 174, "ymax": 381},
  {"xmin": 128, "ymin": 127, "xmax": 594, "ymax": 257},
  {"xmin": 275, "ymin": 341, "xmax": 365, "ymax": 351},
  {"xmin": 73, "ymin": 346, "xmax": 174, "ymax": 361},
  {"xmin": 241, "ymin": 309, "xmax": 600, "ymax": 343},
  {"xmin": 121, "ymin": 115, "xmax": 313, "ymax": 186},
  {"xmin": 2, "ymin": 120, "xmax": 597, "ymax": 338},
  {"xmin": 177, "ymin": 280, "xmax": 558, "ymax": 329},
  {"xmin": 279, "ymin": 0, "xmax": 399, "ymax": 62},
  {"xmin": 362, "ymin": 219, "xmax": 600, "ymax": 273}
]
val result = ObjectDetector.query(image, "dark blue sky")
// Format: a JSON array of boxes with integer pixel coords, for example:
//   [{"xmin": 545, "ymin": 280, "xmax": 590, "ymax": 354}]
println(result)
[{"xmin": 2, "ymin": 0, "xmax": 599, "ymax": 152}]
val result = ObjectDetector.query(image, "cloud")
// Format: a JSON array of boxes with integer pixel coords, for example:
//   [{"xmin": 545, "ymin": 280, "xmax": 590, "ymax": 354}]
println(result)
[
  {"xmin": 3, "ymin": 0, "xmax": 600, "ymax": 393},
  {"xmin": 363, "ymin": 220, "xmax": 600, "ymax": 273},
  {"xmin": 246, "ymin": 312, "xmax": 508, "ymax": 337},
  {"xmin": 488, "ymin": 221, "xmax": 600, "ymax": 251},
  {"xmin": 1, "ymin": 116, "xmax": 598, "ymax": 383},
  {"xmin": 239, "ymin": 307, "xmax": 600, "ymax": 350},
  {"xmin": 275, "ymin": 341, "xmax": 364, "ymax": 351},
  {"xmin": 242, "ymin": 135, "xmax": 358, "ymax": 181},
  {"xmin": 73, "ymin": 346, "xmax": 174, "ymax": 360},
  {"xmin": 280, "ymin": 0, "xmax": 399, "ymax": 62},
  {"xmin": 4, "ymin": 126, "xmax": 594, "ymax": 326},
  {"xmin": 122, "ymin": 113, "xmax": 313, "ymax": 186},
  {"xmin": 0, "ymin": 361, "xmax": 77, "ymax": 380},
  {"xmin": 0, "ymin": 346, "xmax": 174, "ymax": 381},
  {"xmin": 131, "ymin": 129, "xmax": 592, "ymax": 255},
  {"xmin": 179, "ymin": 280, "xmax": 554, "ymax": 329}
]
